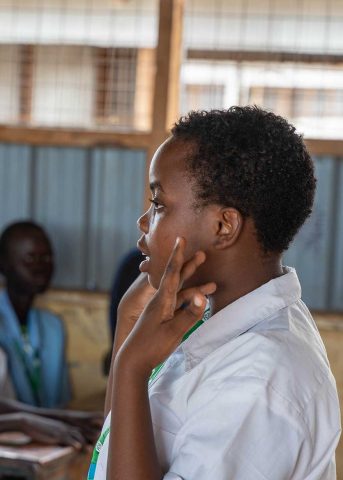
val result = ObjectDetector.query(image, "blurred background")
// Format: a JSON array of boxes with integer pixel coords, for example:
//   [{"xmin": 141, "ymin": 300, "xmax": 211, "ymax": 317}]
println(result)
[{"xmin": 0, "ymin": 0, "xmax": 342, "ymax": 476}]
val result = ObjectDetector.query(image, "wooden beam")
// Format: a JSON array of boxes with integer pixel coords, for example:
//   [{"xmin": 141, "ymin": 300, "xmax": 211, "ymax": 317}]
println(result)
[
  {"xmin": 94, "ymin": 47, "xmax": 110, "ymax": 123},
  {"xmin": 187, "ymin": 49, "xmax": 343, "ymax": 65},
  {"xmin": 152, "ymin": 0, "xmax": 184, "ymax": 135},
  {"xmin": 305, "ymin": 139, "xmax": 343, "ymax": 157},
  {"xmin": 144, "ymin": 0, "xmax": 184, "ymax": 211},
  {"xmin": 134, "ymin": 48, "xmax": 155, "ymax": 131},
  {"xmin": 19, "ymin": 45, "xmax": 34, "ymax": 123},
  {"xmin": 0, "ymin": 125, "xmax": 151, "ymax": 149}
]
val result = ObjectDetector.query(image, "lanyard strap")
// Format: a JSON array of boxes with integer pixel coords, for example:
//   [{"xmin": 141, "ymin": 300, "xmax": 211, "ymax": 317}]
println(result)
[
  {"xmin": 14, "ymin": 326, "xmax": 42, "ymax": 406},
  {"xmin": 149, "ymin": 304, "xmax": 211, "ymax": 383},
  {"xmin": 88, "ymin": 427, "xmax": 111, "ymax": 480}
]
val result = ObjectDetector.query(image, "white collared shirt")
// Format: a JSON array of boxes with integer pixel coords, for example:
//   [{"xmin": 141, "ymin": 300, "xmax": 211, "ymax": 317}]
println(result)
[{"xmin": 95, "ymin": 267, "xmax": 341, "ymax": 480}]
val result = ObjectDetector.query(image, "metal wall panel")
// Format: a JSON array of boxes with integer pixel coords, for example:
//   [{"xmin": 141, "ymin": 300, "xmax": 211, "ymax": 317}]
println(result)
[
  {"xmin": 0, "ymin": 143, "xmax": 146, "ymax": 291},
  {"xmin": 332, "ymin": 158, "xmax": 343, "ymax": 310},
  {"xmin": 283, "ymin": 156, "xmax": 337, "ymax": 310},
  {"xmin": 0, "ymin": 142, "xmax": 340, "ymax": 309},
  {"xmin": 88, "ymin": 147, "xmax": 146, "ymax": 290},
  {"xmin": 34, "ymin": 147, "xmax": 89, "ymax": 288},
  {"xmin": 0, "ymin": 144, "xmax": 32, "ymax": 227}
]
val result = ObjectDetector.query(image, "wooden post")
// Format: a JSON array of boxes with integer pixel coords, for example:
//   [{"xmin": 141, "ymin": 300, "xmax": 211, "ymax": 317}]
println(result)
[
  {"xmin": 19, "ymin": 45, "xmax": 34, "ymax": 124},
  {"xmin": 134, "ymin": 48, "xmax": 155, "ymax": 131},
  {"xmin": 95, "ymin": 47, "xmax": 110, "ymax": 124},
  {"xmin": 143, "ymin": 0, "xmax": 184, "ymax": 211}
]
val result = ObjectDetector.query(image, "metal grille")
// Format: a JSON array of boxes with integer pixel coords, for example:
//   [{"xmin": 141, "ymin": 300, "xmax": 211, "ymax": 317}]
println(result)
[
  {"xmin": 0, "ymin": 0, "xmax": 157, "ymax": 130},
  {"xmin": 182, "ymin": 0, "xmax": 343, "ymax": 140}
]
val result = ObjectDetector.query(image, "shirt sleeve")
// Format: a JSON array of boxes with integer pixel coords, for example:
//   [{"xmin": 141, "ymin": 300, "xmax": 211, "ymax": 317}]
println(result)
[{"xmin": 162, "ymin": 378, "xmax": 310, "ymax": 480}]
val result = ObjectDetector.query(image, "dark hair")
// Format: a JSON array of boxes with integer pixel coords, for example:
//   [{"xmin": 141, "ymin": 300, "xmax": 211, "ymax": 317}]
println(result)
[
  {"xmin": 171, "ymin": 106, "xmax": 316, "ymax": 253},
  {"xmin": 0, "ymin": 221, "xmax": 48, "ymax": 259}
]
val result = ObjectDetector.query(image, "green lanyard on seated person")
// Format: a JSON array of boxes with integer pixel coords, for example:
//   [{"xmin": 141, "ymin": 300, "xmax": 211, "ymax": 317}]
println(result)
[
  {"xmin": 87, "ymin": 304, "xmax": 211, "ymax": 480},
  {"xmin": 14, "ymin": 325, "xmax": 42, "ymax": 406}
]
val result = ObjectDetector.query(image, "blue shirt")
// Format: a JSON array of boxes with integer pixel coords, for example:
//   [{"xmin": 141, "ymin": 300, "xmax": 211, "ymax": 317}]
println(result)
[{"xmin": 0, "ymin": 290, "xmax": 71, "ymax": 407}]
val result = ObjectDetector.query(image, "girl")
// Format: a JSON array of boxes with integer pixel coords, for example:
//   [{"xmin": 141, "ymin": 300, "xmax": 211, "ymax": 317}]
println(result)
[{"xmin": 89, "ymin": 107, "xmax": 340, "ymax": 480}]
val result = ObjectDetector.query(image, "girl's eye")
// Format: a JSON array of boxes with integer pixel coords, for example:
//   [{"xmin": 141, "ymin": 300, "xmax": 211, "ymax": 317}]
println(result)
[{"xmin": 149, "ymin": 198, "xmax": 164, "ymax": 210}]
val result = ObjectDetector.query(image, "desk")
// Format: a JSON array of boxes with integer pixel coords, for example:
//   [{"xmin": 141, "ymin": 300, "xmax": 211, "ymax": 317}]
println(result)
[{"xmin": 0, "ymin": 434, "xmax": 80, "ymax": 480}]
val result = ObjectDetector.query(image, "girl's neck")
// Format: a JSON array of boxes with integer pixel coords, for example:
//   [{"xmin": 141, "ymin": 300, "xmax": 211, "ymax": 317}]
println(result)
[
  {"xmin": 209, "ymin": 257, "xmax": 283, "ymax": 316},
  {"xmin": 6, "ymin": 287, "xmax": 34, "ymax": 326}
]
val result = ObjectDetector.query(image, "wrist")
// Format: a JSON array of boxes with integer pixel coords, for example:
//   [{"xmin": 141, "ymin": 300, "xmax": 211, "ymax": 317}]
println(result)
[{"xmin": 114, "ymin": 348, "xmax": 152, "ymax": 383}]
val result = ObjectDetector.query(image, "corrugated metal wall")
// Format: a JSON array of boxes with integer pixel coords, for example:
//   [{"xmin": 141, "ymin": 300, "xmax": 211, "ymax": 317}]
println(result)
[
  {"xmin": 0, "ymin": 143, "xmax": 342, "ymax": 310},
  {"xmin": 0, "ymin": 143, "xmax": 146, "ymax": 291},
  {"xmin": 283, "ymin": 156, "xmax": 343, "ymax": 311}
]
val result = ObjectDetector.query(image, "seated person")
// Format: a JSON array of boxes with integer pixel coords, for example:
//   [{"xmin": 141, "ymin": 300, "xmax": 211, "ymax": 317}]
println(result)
[
  {"xmin": 0, "ymin": 221, "xmax": 70, "ymax": 408},
  {"xmin": 0, "ymin": 346, "xmax": 102, "ymax": 447}
]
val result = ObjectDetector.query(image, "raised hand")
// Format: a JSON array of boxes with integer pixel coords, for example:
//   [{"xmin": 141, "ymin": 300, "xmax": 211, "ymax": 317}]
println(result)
[
  {"xmin": 105, "ymin": 273, "xmax": 156, "ymax": 414},
  {"xmin": 117, "ymin": 237, "xmax": 216, "ymax": 376},
  {"xmin": 115, "ymin": 273, "xmax": 156, "ymax": 355}
]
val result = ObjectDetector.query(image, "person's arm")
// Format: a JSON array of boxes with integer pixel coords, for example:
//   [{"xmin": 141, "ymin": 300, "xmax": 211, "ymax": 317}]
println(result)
[
  {"xmin": 0, "ymin": 413, "xmax": 24, "ymax": 433},
  {"xmin": 104, "ymin": 273, "xmax": 156, "ymax": 417},
  {"xmin": 0, "ymin": 412, "xmax": 85, "ymax": 448},
  {"xmin": 107, "ymin": 238, "xmax": 216, "ymax": 480},
  {"xmin": 0, "ymin": 397, "xmax": 102, "ymax": 444}
]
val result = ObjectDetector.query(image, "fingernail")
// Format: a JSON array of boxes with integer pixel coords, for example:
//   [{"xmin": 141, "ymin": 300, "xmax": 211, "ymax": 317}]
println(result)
[{"xmin": 193, "ymin": 295, "xmax": 203, "ymax": 307}]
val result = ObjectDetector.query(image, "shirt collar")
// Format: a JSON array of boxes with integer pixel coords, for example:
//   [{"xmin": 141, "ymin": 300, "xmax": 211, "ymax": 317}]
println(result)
[{"xmin": 181, "ymin": 266, "xmax": 301, "ymax": 367}]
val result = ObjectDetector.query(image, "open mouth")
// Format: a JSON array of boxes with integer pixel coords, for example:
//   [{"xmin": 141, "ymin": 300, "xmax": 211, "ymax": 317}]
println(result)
[
  {"xmin": 139, "ymin": 254, "xmax": 151, "ymax": 273},
  {"xmin": 137, "ymin": 238, "xmax": 151, "ymax": 273}
]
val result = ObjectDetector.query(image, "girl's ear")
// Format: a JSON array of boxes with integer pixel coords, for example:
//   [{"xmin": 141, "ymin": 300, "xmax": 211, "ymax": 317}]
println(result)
[{"xmin": 214, "ymin": 208, "xmax": 243, "ymax": 250}]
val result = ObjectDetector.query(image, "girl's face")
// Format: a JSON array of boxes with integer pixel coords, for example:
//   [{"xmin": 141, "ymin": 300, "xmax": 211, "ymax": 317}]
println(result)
[{"xmin": 137, "ymin": 138, "xmax": 216, "ymax": 289}]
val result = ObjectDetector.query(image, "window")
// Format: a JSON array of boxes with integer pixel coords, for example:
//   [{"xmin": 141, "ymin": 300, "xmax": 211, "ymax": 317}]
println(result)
[
  {"xmin": 182, "ymin": 83, "xmax": 225, "ymax": 113},
  {"xmin": 95, "ymin": 48, "xmax": 138, "ymax": 128},
  {"xmin": 249, "ymin": 86, "xmax": 343, "ymax": 119}
]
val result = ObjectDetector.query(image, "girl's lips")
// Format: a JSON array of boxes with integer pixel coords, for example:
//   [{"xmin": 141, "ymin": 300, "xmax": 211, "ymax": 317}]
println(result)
[{"xmin": 137, "ymin": 238, "xmax": 151, "ymax": 272}]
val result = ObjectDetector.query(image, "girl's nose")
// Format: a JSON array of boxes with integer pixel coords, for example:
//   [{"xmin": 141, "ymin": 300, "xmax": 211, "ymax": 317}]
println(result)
[{"xmin": 137, "ymin": 210, "xmax": 149, "ymax": 234}]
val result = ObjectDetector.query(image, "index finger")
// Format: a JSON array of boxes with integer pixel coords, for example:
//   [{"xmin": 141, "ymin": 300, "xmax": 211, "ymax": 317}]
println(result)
[{"xmin": 159, "ymin": 236, "xmax": 185, "ymax": 302}]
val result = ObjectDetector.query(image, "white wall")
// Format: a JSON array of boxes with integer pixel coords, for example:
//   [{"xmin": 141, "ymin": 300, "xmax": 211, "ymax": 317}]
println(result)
[
  {"xmin": 184, "ymin": 0, "xmax": 343, "ymax": 53},
  {"xmin": 0, "ymin": 0, "xmax": 342, "ymax": 54},
  {"xmin": 0, "ymin": 0, "xmax": 158, "ymax": 48}
]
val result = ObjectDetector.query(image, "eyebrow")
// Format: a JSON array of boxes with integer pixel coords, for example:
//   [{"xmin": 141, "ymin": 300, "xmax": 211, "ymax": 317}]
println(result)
[{"xmin": 149, "ymin": 181, "xmax": 164, "ymax": 193}]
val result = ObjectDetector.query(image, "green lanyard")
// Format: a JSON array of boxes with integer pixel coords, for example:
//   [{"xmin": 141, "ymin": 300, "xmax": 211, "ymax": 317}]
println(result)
[
  {"xmin": 87, "ymin": 305, "xmax": 211, "ymax": 480},
  {"xmin": 14, "ymin": 326, "xmax": 42, "ymax": 406},
  {"xmin": 150, "ymin": 304, "xmax": 211, "ymax": 383},
  {"xmin": 87, "ymin": 427, "xmax": 111, "ymax": 480}
]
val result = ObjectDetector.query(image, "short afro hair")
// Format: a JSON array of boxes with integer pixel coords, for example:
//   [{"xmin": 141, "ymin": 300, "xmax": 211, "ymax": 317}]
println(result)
[{"xmin": 171, "ymin": 106, "xmax": 316, "ymax": 253}]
